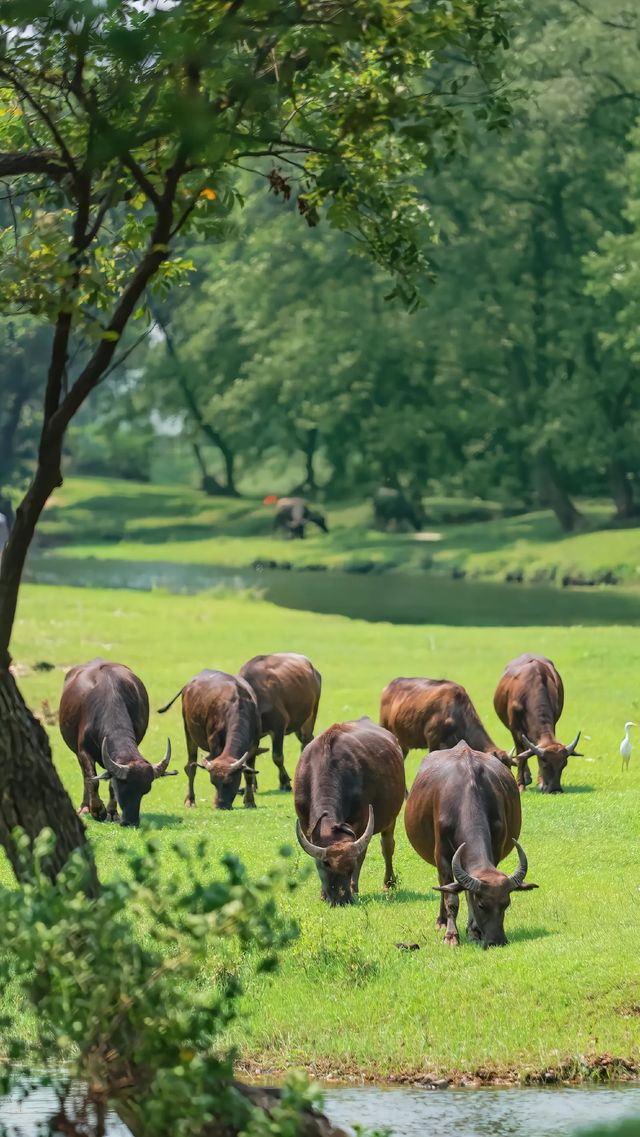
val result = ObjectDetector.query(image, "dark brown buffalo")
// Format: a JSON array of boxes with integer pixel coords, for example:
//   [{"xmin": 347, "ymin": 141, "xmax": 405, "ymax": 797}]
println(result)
[
  {"xmin": 493, "ymin": 653, "xmax": 581, "ymax": 794},
  {"xmin": 158, "ymin": 669, "xmax": 263, "ymax": 810},
  {"xmin": 294, "ymin": 716, "xmax": 405, "ymax": 906},
  {"xmin": 239, "ymin": 652, "xmax": 321, "ymax": 792},
  {"xmin": 380, "ymin": 677, "xmax": 513, "ymax": 769},
  {"xmin": 405, "ymin": 742, "xmax": 537, "ymax": 948},
  {"xmin": 59, "ymin": 659, "xmax": 175, "ymax": 828}
]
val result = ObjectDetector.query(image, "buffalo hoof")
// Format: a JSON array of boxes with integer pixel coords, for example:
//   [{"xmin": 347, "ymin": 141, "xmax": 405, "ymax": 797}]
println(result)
[
  {"xmin": 91, "ymin": 805, "xmax": 108, "ymax": 822},
  {"xmin": 107, "ymin": 813, "xmax": 120, "ymax": 824},
  {"xmin": 184, "ymin": 798, "xmax": 196, "ymax": 808},
  {"xmin": 383, "ymin": 877, "xmax": 397, "ymax": 891},
  {"xmin": 443, "ymin": 933, "xmax": 460, "ymax": 947},
  {"xmin": 244, "ymin": 800, "xmax": 257, "ymax": 809},
  {"xmin": 279, "ymin": 781, "xmax": 292, "ymax": 793}
]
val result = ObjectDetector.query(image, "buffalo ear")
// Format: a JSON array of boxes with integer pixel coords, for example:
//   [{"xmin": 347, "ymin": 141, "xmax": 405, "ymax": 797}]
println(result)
[
  {"xmin": 256, "ymin": 746, "xmax": 270, "ymax": 756},
  {"xmin": 570, "ymin": 751, "xmax": 584, "ymax": 758},
  {"xmin": 92, "ymin": 772, "xmax": 111, "ymax": 786},
  {"xmin": 434, "ymin": 882, "xmax": 464, "ymax": 895},
  {"xmin": 513, "ymin": 881, "xmax": 539, "ymax": 891}
]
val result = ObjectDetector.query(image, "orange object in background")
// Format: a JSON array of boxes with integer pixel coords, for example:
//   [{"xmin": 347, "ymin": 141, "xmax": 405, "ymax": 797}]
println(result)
[{"xmin": 263, "ymin": 494, "xmax": 278, "ymax": 505}]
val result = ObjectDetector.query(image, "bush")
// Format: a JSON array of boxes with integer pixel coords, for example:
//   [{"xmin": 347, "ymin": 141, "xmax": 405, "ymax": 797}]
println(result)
[{"xmin": 0, "ymin": 829, "xmax": 337, "ymax": 1137}]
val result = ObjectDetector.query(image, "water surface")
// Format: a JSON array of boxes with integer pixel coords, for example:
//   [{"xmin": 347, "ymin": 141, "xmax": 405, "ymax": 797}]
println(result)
[
  {"xmin": 2, "ymin": 1082, "xmax": 640, "ymax": 1137},
  {"xmin": 26, "ymin": 555, "xmax": 640, "ymax": 627}
]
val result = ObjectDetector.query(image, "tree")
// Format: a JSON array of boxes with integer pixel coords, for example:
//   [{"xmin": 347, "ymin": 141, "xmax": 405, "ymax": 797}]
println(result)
[{"xmin": 0, "ymin": 1, "xmax": 514, "ymax": 876}]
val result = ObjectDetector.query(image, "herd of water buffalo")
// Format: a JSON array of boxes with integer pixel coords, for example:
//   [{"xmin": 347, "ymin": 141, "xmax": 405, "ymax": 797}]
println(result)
[{"xmin": 58, "ymin": 651, "xmax": 581, "ymax": 948}]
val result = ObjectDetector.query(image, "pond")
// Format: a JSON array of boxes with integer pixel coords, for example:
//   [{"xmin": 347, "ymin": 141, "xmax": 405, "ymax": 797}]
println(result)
[
  {"xmin": 2, "ymin": 1082, "xmax": 640, "ymax": 1136},
  {"xmin": 25, "ymin": 554, "xmax": 640, "ymax": 627}
]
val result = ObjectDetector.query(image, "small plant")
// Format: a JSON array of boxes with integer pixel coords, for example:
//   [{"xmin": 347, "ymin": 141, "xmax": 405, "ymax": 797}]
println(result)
[{"xmin": 0, "ymin": 829, "xmax": 334, "ymax": 1137}]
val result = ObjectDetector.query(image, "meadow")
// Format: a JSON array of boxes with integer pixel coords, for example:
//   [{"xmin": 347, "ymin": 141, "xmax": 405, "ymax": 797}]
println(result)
[
  {"xmin": 36, "ymin": 476, "xmax": 640, "ymax": 587},
  {"xmin": 4, "ymin": 580, "xmax": 640, "ymax": 1084}
]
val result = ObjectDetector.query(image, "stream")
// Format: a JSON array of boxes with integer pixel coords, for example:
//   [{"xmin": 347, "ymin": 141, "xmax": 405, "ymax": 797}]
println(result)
[
  {"xmin": 1, "ymin": 1081, "xmax": 640, "ymax": 1136},
  {"xmin": 25, "ymin": 554, "xmax": 640, "ymax": 627}
]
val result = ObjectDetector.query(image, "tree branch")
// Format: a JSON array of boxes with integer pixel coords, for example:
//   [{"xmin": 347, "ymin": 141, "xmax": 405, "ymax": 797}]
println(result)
[{"xmin": 0, "ymin": 152, "xmax": 67, "ymax": 181}]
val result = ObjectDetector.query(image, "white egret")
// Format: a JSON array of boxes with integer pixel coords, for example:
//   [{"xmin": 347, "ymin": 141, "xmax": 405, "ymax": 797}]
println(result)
[{"xmin": 619, "ymin": 722, "xmax": 636, "ymax": 772}]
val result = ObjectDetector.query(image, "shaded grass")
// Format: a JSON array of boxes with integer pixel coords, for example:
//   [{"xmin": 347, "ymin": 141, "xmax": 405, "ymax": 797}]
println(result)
[
  {"xmin": 3, "ymin": 582, "xmax": 640, "ymax": 1081},
  {"xmin": 37, "ymin": 477, "xmax": 640, "ymax": 586}
]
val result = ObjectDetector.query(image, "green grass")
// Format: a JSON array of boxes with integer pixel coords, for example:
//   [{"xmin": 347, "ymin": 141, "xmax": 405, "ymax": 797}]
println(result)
[
  {"xmin": 4, "ymin": 582, "xmax": 640, "ymax": 1082},
  {"xmin": 36, "ymin": 476, "xmax": 640, "ymax": 586}
]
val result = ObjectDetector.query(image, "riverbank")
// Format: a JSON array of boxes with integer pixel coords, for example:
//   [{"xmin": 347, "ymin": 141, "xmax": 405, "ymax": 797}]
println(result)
[
  {"xmin": 4, "ymin": 583, "xmax": 640, "ymax": 1084},
  {"xmin": 36, "ymin": 476, "xmax": 640, "ymax": 587}
]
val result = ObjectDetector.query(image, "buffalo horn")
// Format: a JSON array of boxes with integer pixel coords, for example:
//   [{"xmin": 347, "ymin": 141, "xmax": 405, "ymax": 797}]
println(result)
[
  {"xmin": 451, "ymin": 843, "xmax": 481, "ymax": 893},
  {"xmin": 227, "ymin": 751, "xmax": 250, "ymax": 775},
  {"xmin": 296, "ymin": 819, "xmax": 325, "ymax": 860},
  {"xmin": 566, "ymin": 731, "xmax": 581, "ymax": 756},
  {"xmin": 522, "ymin": 734, "xmax": 545, "ymax": 760},
  {"xmin": 101, "ymin": 738, "xmax": 130, "ymax": 781},
  {"xmin": 153, "ymin": 738, "xmax": 175, "ymax": 778},
  {"xmin": 352, "ymin": 806, "xmax": 375, "ymax": 857},
  {"xmin": 508, "ymin": 839, "xmax": 529, "ymax": 889}
]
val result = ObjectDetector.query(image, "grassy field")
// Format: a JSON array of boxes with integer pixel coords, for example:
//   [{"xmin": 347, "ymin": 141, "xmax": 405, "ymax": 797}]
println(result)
[
  {"xmin": 35, "ymin": 476, "xmax": 640, "ymax": 586},
  {"xmin": 4, "ymin": 582, "xmax": 640, "ymax": 1084}
]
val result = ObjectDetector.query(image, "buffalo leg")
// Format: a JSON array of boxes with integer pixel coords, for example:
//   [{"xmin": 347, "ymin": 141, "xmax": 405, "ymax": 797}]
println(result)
[
  {"xmin": 466, "ymin": 896, "xmax": 481, "ymax": 941},
  {"xmin": 271, "ymin": 727, "xmax": 292, "ymax": 791},
  {"xmin": 513, "ymin": 732, "xmax": 532, "ymax": 790},
  {"xmin": 243, "ymin": 756, "xmax": 257, "ymax": 809},
  {"xmin": 78, "ymin": 748, "xmax": 107, "ymax": 821},
  {"xmin": 381, "ymin": 823, "xmax": 397, "ymax": 890},
  {"xmin": 184, "ymin": 730, "xmax": 198, "ymax": 808},
  {"xmin": 106, "ymin": 779, "xmax": 120, "ymax": 823},
  {"xmin": 437, "ymin": 856, "xmax": 460, "ymax": 946}
]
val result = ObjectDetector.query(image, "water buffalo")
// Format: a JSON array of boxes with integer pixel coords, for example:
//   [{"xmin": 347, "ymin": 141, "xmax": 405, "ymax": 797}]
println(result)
[
  {"xmin": 373, "ymin": 487, "xmax": 424, "ymax": 532},
  {"xmin": 158, "ymin": 669, "xmax": 263, "ymax": 809},
  {"xmin": 380, "ymin": 677, "xmax": 513, "ymax": 769},
  {"xmin": 493, "ymin": 653, "xmax": 581, "ymax": 793},
  {"xmin": 59, "ymin": 659, "xmax": 175, "ymax": 827},
  {"xmin": 274, "ymin": 497, "xmax": 328, "ymax": 539},
  {"xmin": 404, "ymin": 742, "xmax": 537, "ymax": 947},
  {"xmin": 239, "ymin": 652, "xmax": 322, "ymax": 792},
  {"xmin": 294, "ymin": 716, "xmax": 405, "ymax": 906}
]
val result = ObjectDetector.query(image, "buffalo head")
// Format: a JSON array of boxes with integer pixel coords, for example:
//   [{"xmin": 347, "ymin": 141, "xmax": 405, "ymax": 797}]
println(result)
[
  {"xmin": 95, "ymin": 737, "xmax": 175, "ymax": 827},
  {"xmin": 435, "ymin": 840, "xmax": 538, "ymax": 948},
  {"xmin": 519, "ymin": 731, "xmax": 581, "ymax": 793},
  {"xmin": 296, "ymin": 807, "xmax": 375, "ymax": 906},
  {"xmin": 197, "ymin": 752, "xmax": 253, "ymax": 809}
]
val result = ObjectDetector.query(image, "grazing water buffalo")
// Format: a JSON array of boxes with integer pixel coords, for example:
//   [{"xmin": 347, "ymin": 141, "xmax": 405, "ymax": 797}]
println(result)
[
  {"xmin": 239, "ymin": 652, "xmax": 322, "ymax": 792},
  {"xmin": 380, "ymin": 677, "xmax": 513, "ymax": 769},
  {"xmin": 158, "ymin": 669, "xmax": 263, "ymax": 809},
  {"xmin": 59, "ymin": 659, "xmax": 175, "ymax": 827},
  {"xmin": 405, "ymin": 742, "xmax": 537, "ymax": 947},
  {"xmin": 294, "ymin": 717, "xmax": 405, "ymax": 905},
  {"xmin": 493, "ymin": 653, "xmax": 581, "ymax": 794},
  {"xmin": 373, "ymin": 487, "xmax": 424, "ymax": 532},
  {"xmin": 274, "ymin": 497, "xmax": 328, "ymax": 539}
]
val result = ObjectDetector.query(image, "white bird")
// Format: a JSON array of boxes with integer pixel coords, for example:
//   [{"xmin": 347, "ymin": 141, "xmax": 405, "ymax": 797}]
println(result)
[{"xmin": 620, "ymin": 722, "xmax": 636, "ymax": 772}]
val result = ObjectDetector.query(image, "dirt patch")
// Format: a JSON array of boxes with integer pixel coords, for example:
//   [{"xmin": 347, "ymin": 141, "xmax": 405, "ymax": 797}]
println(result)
[{"xmin": 235, "ymin": 1053, "xmax": 640, "ymax": 1089}]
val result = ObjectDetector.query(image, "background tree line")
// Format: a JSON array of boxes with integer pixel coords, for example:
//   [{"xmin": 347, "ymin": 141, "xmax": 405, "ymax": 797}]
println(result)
[{"xmin": 3, "ymin": 0, "xmax": 640, "ymax": 533}]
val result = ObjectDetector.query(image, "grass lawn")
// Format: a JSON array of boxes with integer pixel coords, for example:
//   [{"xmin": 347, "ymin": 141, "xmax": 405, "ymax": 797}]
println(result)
[
  {"xmin": 3, "ymin": 582, "xmax": 640, "ymax": 1083},
  {"xmin": 35, "ymin": 476, "xmax": 640, "ymax": 586}
]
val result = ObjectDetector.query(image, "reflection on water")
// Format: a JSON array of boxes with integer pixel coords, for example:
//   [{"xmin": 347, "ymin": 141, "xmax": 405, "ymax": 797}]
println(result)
[
  {"xmin": 324, "ymin": 1084, "xmax": 640, "ymax": 1137},
  {"xmin": 1, "ymin": 1082, "xmax": 640, "ymax": 1137},
  {"xmin": 26, "ymin": 555, "xmax": 640, "ymax": 628}
]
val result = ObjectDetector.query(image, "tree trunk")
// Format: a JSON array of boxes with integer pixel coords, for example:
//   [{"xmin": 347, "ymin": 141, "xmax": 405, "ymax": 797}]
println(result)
[
  {"xmin": 0, "ymin": 668, "xmax": 97, "ymax": 889},
  {"xmin": 192, "ymin": 442, "xmax": 226, "ymax": 496},
  {"xmin": 533, "ymin": 449, "xmax": 583, "ymax": 532},
  {"xmin": 303, "ymin": 428, "xmax": 318, "ymax": 492},
  {"xmin": 608, "ymin": 458, "xmax": 638, "ymax": 520}
]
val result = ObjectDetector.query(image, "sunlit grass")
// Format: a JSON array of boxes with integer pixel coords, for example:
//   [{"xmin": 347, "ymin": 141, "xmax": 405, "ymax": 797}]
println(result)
[{"xmin": 3, "ymin": 583, "xmax": 640, "ymax": 1080}]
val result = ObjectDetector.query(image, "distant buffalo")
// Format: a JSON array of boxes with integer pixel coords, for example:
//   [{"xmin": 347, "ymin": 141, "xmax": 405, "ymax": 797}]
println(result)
[
  {"xmin": 274, "ymin": 497, "xmax": 328, "ymax": 539},
  {"xmin": 373, "ymin": 487, "xmax": 423, "ymax": 531}
]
